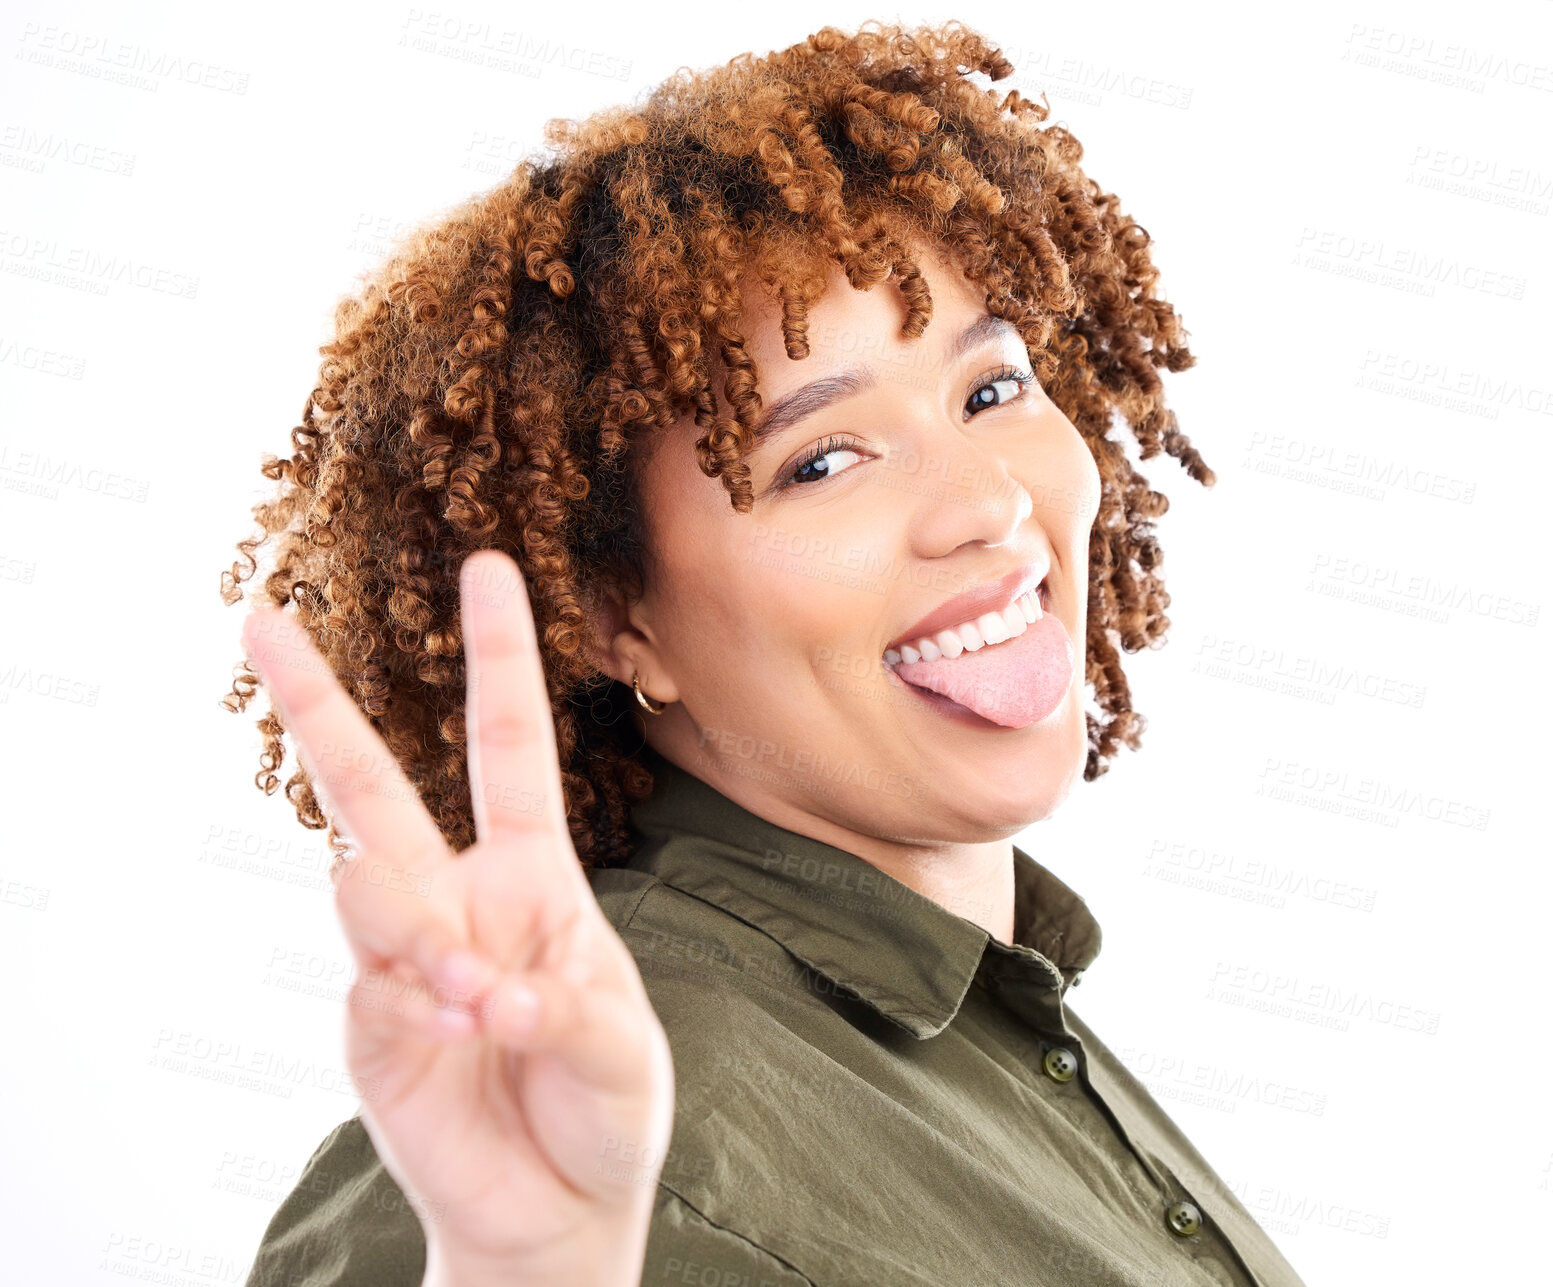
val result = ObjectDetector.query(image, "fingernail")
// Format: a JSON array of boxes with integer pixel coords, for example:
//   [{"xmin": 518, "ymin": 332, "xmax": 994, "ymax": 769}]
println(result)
[
  {"xmin": 242, "ymin": 606, "xmax": 273, "ymax": 648},
  {"xmin": 439, "ymin": 949, "xmax": 495, "ymax": 994},
  {"xmin": 502, "ymin": 982, "xmax": 541, "ymax": 1031},
  {"xmin": 436, "ymin": 1006, "xmax": 478, "ymax": 1037}
]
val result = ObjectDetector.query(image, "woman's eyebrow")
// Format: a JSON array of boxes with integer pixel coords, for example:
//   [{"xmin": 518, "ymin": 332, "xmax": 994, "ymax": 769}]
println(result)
[{"xmin": 749, "ymin": 312, "xmax": 1022, "ymax": 447}]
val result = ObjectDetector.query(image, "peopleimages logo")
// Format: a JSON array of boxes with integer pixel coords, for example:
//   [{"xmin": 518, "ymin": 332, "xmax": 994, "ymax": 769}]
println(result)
[
  {"xmin": 1117, "ymin": 1047, "xmax": 1329, "ymax": 1117},
  {"xmin": 694, "ymin": 726, "xmax": 924, "ymax": 802},
  {"xmin": 1292, "ymin": 227, "xmax": 1527, "ymax": 299},
  {"xmin": 1255, "ymin": 757, "xmax": 1492, "ymax": 832},
  {"xmin": 1207, "ymin": 963, "xmax": 1442, "ymax": 1035},
  {"xmin": 0, "ymin": 229, "xmax": 200, "ymax": 298},
  {"xmin": 1143, "ymin": 838, "xmax": 1378, "ymax": 912}
]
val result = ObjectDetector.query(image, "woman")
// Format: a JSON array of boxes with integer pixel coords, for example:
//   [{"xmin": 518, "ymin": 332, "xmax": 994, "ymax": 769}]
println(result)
[{"xmin": 225, "ymin": 20, "xmax": 1305, "ymax": 1286}]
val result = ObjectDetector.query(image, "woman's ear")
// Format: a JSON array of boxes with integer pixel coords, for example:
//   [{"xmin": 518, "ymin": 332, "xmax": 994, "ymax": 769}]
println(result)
[
  {"xmin": 581, "ymin": 582, "xmax": 643, "ymax": 683},
  {"xmin": 581, "ymin": 580, "xmax": 677, "ymax": 708}
]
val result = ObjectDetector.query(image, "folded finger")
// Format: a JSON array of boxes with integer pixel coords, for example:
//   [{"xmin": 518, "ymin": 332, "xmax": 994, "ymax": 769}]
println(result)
[
  {"xmin": 481, "ymin": 969, "xmax": 668, "ymax": 1099},
  {"xmin": 346, "ymin": 961, "xmax": 483, "ymax": 1046}
]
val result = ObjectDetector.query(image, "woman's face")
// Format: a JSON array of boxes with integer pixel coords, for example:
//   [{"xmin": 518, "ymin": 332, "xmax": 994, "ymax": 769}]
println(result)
[{"xmin": 593, "ymin": 238, "xmax": 1102, "ymax": 849}]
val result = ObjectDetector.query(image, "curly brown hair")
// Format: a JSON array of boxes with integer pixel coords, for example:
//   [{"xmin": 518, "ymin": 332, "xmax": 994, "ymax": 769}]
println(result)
[{"xmin": 219, "ymin": 18, "xmax": 1212, "ymax": 877}]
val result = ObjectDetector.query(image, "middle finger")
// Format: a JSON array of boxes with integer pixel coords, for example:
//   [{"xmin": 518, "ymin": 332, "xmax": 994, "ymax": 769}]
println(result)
[{"xmin": 460, "ymin": 550, "xmax": 572, "ymax": 858}]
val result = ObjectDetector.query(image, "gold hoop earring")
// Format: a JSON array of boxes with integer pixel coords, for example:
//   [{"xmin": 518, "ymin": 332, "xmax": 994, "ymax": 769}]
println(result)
[{"xmin": 633, "ymin": 670, "xmax": 665, "ymax": 716}]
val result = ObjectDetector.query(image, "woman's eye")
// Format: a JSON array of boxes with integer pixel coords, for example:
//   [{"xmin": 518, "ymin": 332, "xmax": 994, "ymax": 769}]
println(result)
[
  {"xmin": 782, "ymin": 435, "xmax": 866, "ymax": 490},
  {"xmin": 776, "ymin": 367, "xmax": 1037, "ymax": 493},
  {"xmin": 966, "ymin": 367, "xmax": 1037, "ymax": 415}
]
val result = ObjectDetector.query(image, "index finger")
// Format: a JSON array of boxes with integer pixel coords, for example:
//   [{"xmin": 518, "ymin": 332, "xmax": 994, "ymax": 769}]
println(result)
[{"xmin": 241, "ymin": 606, "xmax": 450, "ymax": 871}]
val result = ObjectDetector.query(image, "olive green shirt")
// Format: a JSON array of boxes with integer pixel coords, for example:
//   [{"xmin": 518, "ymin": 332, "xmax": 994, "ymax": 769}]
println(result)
[{"xmin": 243, "ymin": 746, "xmax": 1307, "ymax": 1286}]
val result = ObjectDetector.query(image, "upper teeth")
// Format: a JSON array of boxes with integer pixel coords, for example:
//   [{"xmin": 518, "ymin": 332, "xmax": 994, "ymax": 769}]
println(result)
[{"xmin": 884, "ymin": 587, "xmax": 1043, "ymax": 665}]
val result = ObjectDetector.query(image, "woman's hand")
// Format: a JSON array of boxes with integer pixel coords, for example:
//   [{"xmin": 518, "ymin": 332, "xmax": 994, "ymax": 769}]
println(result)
[{"xmin": 242, "ymin": 550, "xmax": 674, "ymax": 1287}]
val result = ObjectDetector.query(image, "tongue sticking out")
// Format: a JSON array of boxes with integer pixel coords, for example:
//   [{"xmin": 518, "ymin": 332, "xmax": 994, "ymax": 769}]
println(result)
[{"xmin": 891, "ymin": 613, "xmax": 1073, "ymax": 729}]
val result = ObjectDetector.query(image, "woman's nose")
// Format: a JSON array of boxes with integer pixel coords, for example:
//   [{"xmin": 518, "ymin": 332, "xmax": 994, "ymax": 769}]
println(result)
[{"xmin": 898, "ymin": 435, "xmax": 1035, "ymax": 558}]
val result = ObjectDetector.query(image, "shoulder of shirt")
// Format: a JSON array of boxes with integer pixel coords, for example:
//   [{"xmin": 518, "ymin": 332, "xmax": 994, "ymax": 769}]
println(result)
[
  {"xmin": 245, "ymin": 875, "xmax": 818, "ymax": 1286},
  {"xmin": 242, "ymin": 1114, "xmax": 427, "ymax": 1286},
  {"xmin": 585, "ymin": 866, "xmax": 851, "ymax": 1279},
  {"xmin": 588, "ymin": 864, "xmax": 777, "ymax": 962},
  {"xmin": 245, "ymin": 1112, "xmax": 816, "ymax": 1286},
  {"xmin": 586, "ymin": 864, "xmax": 818, "ymax": 1008},
  {"xmin": 586, "ymin": 864, "xmax": 661, "ymax": 935},
  {"xmin": 646, "ymin": 1184, "xmax": 818, "ymax": 1285}
]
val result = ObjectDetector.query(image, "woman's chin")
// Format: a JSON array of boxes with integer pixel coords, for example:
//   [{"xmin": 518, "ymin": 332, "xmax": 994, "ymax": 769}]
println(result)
[{"xmin": 936, "ymin": 736, "xmax": 1086, "ymax": 831}]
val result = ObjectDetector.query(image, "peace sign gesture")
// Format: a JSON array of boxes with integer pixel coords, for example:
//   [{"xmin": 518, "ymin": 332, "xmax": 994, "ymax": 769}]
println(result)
[{"xmin": 242, "ymin": 550, "xmax": 674, "ymax": 1287}]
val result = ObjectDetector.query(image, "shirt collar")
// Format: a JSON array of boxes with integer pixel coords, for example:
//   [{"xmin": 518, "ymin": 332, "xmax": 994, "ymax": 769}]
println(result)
[{"xmin": 625, "ymin": 745, "xmax": 1103, "ymax": 1039}]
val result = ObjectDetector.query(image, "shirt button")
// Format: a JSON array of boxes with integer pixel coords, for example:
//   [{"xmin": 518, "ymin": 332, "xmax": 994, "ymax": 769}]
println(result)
[
  {"xmin": 1042, "ymin": 1046, "xmax": 1078, "ymax": 1083},
  {"xmin": 1165, "ymin": 1200, "xmax": 1202, "ymax": 1237}
]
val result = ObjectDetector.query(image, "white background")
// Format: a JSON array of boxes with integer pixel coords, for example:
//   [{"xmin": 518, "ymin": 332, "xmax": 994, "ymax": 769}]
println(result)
[{"xmin": 2, "ymin": 1, "xmax": 1549, "ymax": 1283}]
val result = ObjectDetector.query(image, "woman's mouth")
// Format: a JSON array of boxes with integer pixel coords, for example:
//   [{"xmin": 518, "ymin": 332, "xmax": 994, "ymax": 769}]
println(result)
[
  {"xmin": 884, "ymin": 579, "xmax": 1050, "ymax": 666},
  {"xmin": 881, "ymin": 582, "xmax": 1072, "ymax": 729},
  {"xmin": 882, "ymin": 662, "xmax": 1008, "ymax": 728}
]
